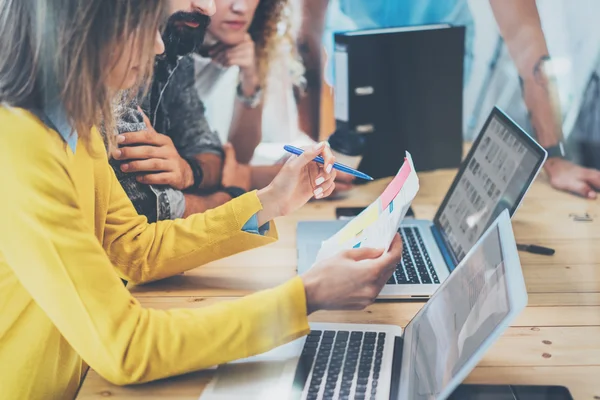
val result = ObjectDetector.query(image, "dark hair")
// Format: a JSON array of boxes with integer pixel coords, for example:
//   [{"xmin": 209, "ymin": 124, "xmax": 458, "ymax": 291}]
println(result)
[{"xmin": 0, "ymin": 0, "xmax": 167, "ymax": 150}]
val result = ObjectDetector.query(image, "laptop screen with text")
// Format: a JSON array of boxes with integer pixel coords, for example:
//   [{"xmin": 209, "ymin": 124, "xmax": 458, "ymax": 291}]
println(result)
[{"xmin": 434, "ymin": 109, "xmax": 546, "ymax": 262}]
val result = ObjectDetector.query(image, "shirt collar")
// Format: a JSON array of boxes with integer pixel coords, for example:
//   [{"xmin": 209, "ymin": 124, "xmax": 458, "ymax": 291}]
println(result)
[{"xmin": 44, "ymin": 103, "xmax": 78, "ymax": 153}]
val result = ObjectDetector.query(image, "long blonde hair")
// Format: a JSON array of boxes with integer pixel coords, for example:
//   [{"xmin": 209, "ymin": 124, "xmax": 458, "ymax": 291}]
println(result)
[{"xmin": 0, "ymin": 0, "xmax": 166, "ymax": 150}]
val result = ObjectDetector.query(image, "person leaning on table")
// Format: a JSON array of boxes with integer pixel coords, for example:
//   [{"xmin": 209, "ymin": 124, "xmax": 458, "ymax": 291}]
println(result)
[{"xmin": 0, "ymin": 1, "xmax": 403, "ymax": 399}]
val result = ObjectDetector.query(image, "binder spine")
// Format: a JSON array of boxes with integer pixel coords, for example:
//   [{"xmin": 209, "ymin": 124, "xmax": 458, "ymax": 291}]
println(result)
[{"xmin": 333, "ymin": 39, "xmax": 349, "ymax": 124}]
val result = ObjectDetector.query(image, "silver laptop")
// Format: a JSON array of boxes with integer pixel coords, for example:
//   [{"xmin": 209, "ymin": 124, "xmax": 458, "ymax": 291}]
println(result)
[
  {"xmin": 297, "ymin": 107, "xmax": 546, "ymax": 299},
  {"xmin": 201, "ymin": 210, "xmax": 528, "ymax": 400}
]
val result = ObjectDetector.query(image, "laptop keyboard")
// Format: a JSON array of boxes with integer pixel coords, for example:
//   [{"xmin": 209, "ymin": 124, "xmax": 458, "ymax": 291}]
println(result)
[
  {"xmin": 386, "ymin": 227, "xmax": 440, "ymax": 285},
  {"xmin": 293, "ymin": 330, "xmax": 386, "ymax": 400}
]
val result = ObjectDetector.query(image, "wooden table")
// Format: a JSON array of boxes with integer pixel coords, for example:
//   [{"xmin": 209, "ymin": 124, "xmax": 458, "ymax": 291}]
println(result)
[{"xmin": 77, "ymin": 169, "xmax": 600, "ymax": 400}]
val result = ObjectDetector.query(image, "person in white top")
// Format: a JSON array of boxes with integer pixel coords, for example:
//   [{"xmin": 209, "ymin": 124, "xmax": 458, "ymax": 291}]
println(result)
[
  {"xmin": 193, "ymin": 0, "xmax": 309, "ymax": 161},
  {"xmin": 193, "ymin": 0, "xmax": 353, "ymax": 192}
]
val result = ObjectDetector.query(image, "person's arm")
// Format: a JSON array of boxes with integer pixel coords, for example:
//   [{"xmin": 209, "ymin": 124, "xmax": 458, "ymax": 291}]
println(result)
[
  {"xmin": 250, "ymin": 165, "xmax": 283, "ymax": 190},
  {"xmin": 182, "ymin": 191, "xmax": 233, "ymax": 216},
  {"xmin": 210, "ymin": 35, "xmax": 264, "ymax": 163},
  {"xmin": 191, "ymin": 152, "xmax": 223, "ymax": 190},
  {"xmin": 0, "ymin": 124, "xmax": 308, "ymax": 386},
  {"xmin": 107, "ymin": 136, "xmax": 337, "ymax": 284},
  {"xmin": 227, "ymin": 95, "xmax": 264, "ymax": 164},
  {"xmin": 168, "ymin": 57, "xmax": 225, "ymax": 190},
  {"xmin": 104, "ymin": 167, "xmax": 278, "ymax": 284},
  {"xmin": 490, "ymin": 0, "xmax": 600, "ymax": 198},
  {"xmin": 181, "ymin": 141, "xmax": 263, "ymax": 216},
  {"xmin": 297, "ymin": 0, "xmax": 330, "ymax": 141}
]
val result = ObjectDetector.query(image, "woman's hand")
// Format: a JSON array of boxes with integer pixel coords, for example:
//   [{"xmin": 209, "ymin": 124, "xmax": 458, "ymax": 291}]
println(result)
[
  {"xmin": 256, "ymin": 142, "xmax": 335, "ymax": 225},
  {"xmin": 210, "ymin": 34, "xmax": 259, "ymax": 97},
  {"xmin": 301, "ymin": 234, "xmax": 403, "ymax": 313},
  {"xmin": 331, "ymin": 170, "xmax": 355, "ymax": 194}
]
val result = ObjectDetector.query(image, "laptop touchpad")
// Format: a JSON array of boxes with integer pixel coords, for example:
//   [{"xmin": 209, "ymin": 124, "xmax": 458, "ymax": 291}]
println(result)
[
  {"xmin": 200, "ymin": 339, "xmax": 304, "ymax": 399},
  {"xmin": 210, "ymin": 361, "xmax": 289, "ymax": 398}
]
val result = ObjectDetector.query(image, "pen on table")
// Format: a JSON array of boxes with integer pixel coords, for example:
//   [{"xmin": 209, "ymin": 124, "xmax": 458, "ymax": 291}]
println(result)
[
  {"xmin": 283, "ymin": 145, "xmax": 374, "ymax": 181},
  {"xmin": 516, "ymin": 243, "xmax": 555, "ymax": 256}
]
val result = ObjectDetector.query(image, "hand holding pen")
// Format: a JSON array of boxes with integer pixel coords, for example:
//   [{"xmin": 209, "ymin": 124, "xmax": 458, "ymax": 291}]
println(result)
[{"xmin": 284, "ymin": 145, "xmax": 373, "ymax": 181}]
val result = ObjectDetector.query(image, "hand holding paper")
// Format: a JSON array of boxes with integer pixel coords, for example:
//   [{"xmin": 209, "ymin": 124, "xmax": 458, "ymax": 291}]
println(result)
[{"xmin": 316, "ymin": 152, "xmax": 420, "ymax": 262}]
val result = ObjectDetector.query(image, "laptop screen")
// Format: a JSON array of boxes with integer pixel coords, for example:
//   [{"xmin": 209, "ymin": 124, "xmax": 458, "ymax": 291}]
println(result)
[
  {"xmin": 434, "ymin": 108, "xmax": 546, "ymax": 263},
  {"xmin": 399, "ymin": 221, "xmax": 511, "ymax": 400}
]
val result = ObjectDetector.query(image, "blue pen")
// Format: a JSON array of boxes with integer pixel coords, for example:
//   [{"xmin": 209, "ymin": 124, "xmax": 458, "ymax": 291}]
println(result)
[{"xmin": 283, "ymin": 145, "xmax": 374, "ymax": 181}]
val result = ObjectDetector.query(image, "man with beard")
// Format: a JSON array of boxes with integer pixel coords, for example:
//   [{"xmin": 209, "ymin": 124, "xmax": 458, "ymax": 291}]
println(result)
[{"xmin": 111, "ymin": 0, "xmax": 250, "ymax": 222}]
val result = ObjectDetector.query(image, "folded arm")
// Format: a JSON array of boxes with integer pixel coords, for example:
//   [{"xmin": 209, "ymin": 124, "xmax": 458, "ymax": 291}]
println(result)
[{"xmin": 168, "ymin": 57, "xmax": 225, "ymax": 190}]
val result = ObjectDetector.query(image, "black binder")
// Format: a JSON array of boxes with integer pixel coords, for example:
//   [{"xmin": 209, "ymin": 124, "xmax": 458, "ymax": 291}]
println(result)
[{"xmin": 333, "ymin": 24, "xmax": 465, "ymax": 178}]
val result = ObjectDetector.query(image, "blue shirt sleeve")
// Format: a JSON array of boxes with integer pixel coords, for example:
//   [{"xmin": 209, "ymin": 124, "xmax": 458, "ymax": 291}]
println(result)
[{"xmin": 241, "ymin": 214, "xmax": 270, "ymax": 236}]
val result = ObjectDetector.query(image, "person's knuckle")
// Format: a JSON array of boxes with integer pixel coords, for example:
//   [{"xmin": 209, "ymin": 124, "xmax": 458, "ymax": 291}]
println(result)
[
  {"xmin": 341, "ymin": 249, "xmax": 354, "ymax": 259},
  {"xmin": 148, "ymin": 147, "xmax": 159, "ymax": 158}
]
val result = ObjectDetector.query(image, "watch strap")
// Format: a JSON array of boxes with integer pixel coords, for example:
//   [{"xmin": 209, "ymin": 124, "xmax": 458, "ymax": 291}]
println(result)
[
  {"xmin": 184, "ymin": 157, "xmax": 204, "ymax": 189},
  {"xmin": 236, "ymin": 82, "xmax": 262, "ymax": 108},
  {"xmin": 544, "ymin": 141, "xmax": 566, "ymax": 159},
  {"xmin": 222, "ymin": 186, "xmax": 247, "ymax": 199}
]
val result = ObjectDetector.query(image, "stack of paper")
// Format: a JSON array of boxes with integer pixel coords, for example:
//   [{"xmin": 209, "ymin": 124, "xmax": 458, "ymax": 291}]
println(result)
[{"xmin": 315, "ymin": 152, "xmax": 420, "ymax": 261}]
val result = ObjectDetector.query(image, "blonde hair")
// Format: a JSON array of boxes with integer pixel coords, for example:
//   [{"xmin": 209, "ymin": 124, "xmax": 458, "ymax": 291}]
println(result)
[
  {"xmin": 249, "ymin": 0, "xmax": 304, "ymax": 89},
  {"xmin": 0, "ymin": 0, "xmax": 166, "ymax": 151}
]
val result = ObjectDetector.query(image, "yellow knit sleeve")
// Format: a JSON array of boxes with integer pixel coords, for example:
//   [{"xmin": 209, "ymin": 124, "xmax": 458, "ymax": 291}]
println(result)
[
  {"xmin": 103, "ymin": 159, "xmax": 278, "ymax": 283},
  {"xmin": 0, "ymin": 111, "xmax": 309, "ymax": 386}
]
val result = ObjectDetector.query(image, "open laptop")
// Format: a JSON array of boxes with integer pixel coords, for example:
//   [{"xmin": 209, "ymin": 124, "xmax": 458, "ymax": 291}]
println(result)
[
  {"xmin": 297, "ymin": 107, "xmax": 546, "ymax": 298},
  {"xmin": 201, "ymin": 210, "xmax": 527, "ymax": 400}
]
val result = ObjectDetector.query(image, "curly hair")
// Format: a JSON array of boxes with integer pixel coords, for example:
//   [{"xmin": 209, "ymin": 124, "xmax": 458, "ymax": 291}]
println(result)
[{"xmin": 248, "ymin": 0, "xmax": 305, "ymax": 89}]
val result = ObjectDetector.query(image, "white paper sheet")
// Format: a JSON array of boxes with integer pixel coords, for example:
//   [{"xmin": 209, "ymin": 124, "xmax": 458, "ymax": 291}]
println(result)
[{"xmin": 315, "ymin": 152, "xmax": 419, "ymax": 262}]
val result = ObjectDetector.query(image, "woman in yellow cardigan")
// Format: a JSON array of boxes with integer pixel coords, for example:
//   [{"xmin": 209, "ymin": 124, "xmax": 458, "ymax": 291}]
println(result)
[{"xmin": 0, "ymin": 1, "xmax": 403, "ymax": 399}]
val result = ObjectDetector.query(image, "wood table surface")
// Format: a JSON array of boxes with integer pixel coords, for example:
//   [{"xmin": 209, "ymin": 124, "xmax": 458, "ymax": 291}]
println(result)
[{"xmin": 77, "ymin": 169, "xmax": 600, "ymax": 400}]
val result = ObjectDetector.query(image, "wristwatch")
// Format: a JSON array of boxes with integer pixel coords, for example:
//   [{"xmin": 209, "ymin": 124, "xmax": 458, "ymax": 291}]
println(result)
[
  {"xmin": 222, "ymin": 186, "xmax": 247, "ymax": 199},
  {"xmin": 236, "ymin": 82, "xmax": 262, "ymax": 109},
  {"xmin": 184, "ymin": 157, "xmax": 204, "ymax": 189},
  {"xmin": 544, "ymin": 141, "xmax": 566, "ymax": 159}
]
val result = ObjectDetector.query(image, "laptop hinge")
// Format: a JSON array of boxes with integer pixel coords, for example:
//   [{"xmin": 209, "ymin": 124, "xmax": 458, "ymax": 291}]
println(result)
[
  {"xmin": 430, "ymin": 225, "xmax": 457, "ymax": 271},
  {"xmin": 389, "ymin": 336, "xmax": 404, "ymax": 400}
]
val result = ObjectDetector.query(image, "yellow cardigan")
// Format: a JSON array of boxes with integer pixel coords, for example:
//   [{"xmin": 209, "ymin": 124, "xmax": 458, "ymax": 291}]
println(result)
[{"xmin": 0, "ymin": 107, "xmax": 310, "ymax": 400}]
